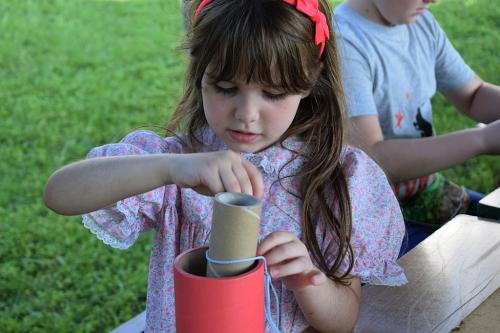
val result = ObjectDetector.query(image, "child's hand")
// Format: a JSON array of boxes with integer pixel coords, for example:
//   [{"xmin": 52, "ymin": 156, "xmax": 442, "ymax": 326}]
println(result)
[
  {"xmin": 257, "ymin": 231, "xmax": 327, "ymax": 292},
  {"xmin": 169, "ymin": 151, "xmax": 264, "ymax": 198}
]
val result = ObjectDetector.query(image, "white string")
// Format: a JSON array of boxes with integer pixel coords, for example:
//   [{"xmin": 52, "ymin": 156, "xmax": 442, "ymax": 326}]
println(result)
[{"xmin": 205, "ymin": 251, "xmax": 281, "ymax": 333}]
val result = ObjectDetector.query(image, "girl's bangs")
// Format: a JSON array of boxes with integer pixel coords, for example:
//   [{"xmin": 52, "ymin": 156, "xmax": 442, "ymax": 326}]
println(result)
[{"xmin": 201, "ymin": 2, "xmax": 316, "ymax": 93}]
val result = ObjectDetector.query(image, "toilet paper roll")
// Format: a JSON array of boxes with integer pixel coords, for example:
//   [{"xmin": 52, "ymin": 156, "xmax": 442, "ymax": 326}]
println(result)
[{"xmin": 207, "ymin": 192, "xmax": 262, "ymax": 277}]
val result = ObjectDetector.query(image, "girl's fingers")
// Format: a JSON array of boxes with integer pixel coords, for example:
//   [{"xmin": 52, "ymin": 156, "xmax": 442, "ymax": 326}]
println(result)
[
  {"xmin": 264, "ymin": 240, "xmax": 307, "ymax": 266},
  {"xmin": 231, "ymin": 163, "xmax": 253, "ymax": 196},
  {"xmin": 200, "ymin": 172, "xmax": 226, "ymax": 196},
  {"xmin": 269, "ymin": 255, "xmax": 311, "ymax": 278},
  {"xmin": 219, "ymin": 165, "xmax": 242, "ymax": 193},
  {"xmin": 214, "ymin": 152, "xmax": 264, "ymax": 197},
  {"xmin": 193, "ymin": 165, "xmax": 230, "ymax": 196},
  {"xmin": 257, "ymin": 231, "xmax": 296, "ymax": 256},
  {"xmin": 242, "ymin": 160, "xmax": 264, "ymax": 198},
  {"xmin": 270, "ymin": 260, "xmax": 327, "ymax": 289},
  {"xmin": 185, "ymin": 151, "xmax": 264, "ymax": 198},
  {"xmin": 268, "ymin": 262, "xmax": 327, "ymax": 292}
]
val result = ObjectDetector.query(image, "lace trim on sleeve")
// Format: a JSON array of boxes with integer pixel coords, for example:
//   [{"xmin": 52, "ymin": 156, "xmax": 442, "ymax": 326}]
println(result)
[
  {"xmin": 361, "ymin": 272, "xmax": 408, "ymax": 286},
  {"xmin": 82, "ymin": 214, "xmax": 134, "ymax": 250},
  {"xmin": 357, "ymin": 262, "xmax": 408, "ymax": 287}
]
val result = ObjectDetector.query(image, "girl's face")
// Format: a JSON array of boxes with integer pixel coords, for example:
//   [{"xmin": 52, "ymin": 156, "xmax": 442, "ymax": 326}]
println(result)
[
  {"xmin": 201, "ymin": 74, "xmax": 307, "ymax": 153},
  {"xmin": 369, "ymin": 0, "xmax": 437, "ymax": 26}
]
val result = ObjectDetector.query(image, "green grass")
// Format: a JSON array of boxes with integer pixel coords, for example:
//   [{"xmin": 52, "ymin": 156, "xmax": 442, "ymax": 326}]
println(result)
[
  {"xmin": 1, "ymin": 1, "xmax": 184, "ymax": 332},
  {"xmin": 1, "ymin": 0, "xmax": 499, "ymax": 332}
]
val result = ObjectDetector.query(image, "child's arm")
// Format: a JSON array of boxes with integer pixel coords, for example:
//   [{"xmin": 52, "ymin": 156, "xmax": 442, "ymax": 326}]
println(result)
[
  {"xmin": 294, "ymin": 276, "xmax": 360, "ymax": 333},
  {"xmin": 44, "ymin": 151, "xmax": 264, "ymax": 215},
  {"xmin": 258, "ymin": 231, "xmax": 361, "ymax": 333},
  {"xmin": 444, "ymin": 75, "xmax": 500, "ymax": 124},
  {"xmin": 347, "ymin": 115, "xmax": 500, "ymax": 184}
]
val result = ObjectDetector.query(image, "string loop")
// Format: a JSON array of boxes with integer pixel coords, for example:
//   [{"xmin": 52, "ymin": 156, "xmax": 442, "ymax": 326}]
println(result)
[{"xmin": 205, "ymin": 251, "xmax": 282, "ymax": 333}]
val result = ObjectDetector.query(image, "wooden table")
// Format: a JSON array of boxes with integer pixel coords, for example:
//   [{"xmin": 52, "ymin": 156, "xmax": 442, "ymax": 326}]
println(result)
[
  {"xmin": 354, "ymin": 214, "xmax": 500, "ymax": 333},
  {"xmin": 454, "ymin": 187, "xmax": 500, "ymax": 332}
]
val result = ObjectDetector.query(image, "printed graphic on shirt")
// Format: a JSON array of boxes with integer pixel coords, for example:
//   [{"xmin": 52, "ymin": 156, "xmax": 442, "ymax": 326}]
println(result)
[
  {"xmin": 394, "ymin": 110, "xmax": 404, "ymax": 128},
  {"xmin": 413, "ymin": 107, "xmax": 433, "ymax": 137},
  {"xmin": 389, "ymin": 97, "xmax": 434, "ymax": 140}
]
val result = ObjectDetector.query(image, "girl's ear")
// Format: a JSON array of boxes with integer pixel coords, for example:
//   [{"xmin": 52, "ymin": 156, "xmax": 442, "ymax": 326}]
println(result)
[{"xmin": 301, "ymin": 61, "xmax": 324, "ymax": 99}]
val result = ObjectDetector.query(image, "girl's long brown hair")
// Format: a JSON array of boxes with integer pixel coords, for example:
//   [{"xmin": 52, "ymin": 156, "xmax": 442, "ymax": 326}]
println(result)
[{"xmin": 169, "ymin": 0, "xmax": 354, "ymax": 284}]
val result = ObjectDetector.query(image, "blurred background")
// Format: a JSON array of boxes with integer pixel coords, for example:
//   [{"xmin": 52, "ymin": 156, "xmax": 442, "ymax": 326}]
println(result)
[{"xmin": 1, "ymin": 0, "xmax": 499, "ymax": 332}]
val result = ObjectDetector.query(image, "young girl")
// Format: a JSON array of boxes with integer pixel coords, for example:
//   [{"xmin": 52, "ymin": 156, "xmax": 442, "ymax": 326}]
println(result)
[
  {"xmin": 44, "ymin": 0, "xmax": 406, "ymax": 332},
  {"xmin": 335, "ymin": 0, "xmax": 500, "ymax": 253}
]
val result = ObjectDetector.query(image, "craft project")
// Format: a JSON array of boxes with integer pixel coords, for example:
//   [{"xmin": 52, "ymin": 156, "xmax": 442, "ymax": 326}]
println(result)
[{"xmin": 174, "ymin": 192, "xmax": 265, "ymax": 333}]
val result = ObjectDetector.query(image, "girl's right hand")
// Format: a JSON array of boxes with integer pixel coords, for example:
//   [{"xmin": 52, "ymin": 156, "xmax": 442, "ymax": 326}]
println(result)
[{"xmin": 168, "ymin": 151, "xmax": 264, "ymax": 198}]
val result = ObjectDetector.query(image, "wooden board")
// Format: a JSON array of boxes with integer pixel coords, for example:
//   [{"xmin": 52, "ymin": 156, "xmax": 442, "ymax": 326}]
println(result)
[{"xmin": 354, "ymin": 214, "xmax": 500, "ymax": 333}]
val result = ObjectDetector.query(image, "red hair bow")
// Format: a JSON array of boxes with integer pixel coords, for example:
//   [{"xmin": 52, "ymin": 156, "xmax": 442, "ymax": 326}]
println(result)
[
  {"xmin": 194, "ymin": 0, "xmax": 330, "ymax": 55},
  {"xmin": 282, "ymin": 0, "xmax": 330, "ymax": 55},
  {"xmin": 194, "ymin": 0, "xmax": 214, "ymax": 17}
]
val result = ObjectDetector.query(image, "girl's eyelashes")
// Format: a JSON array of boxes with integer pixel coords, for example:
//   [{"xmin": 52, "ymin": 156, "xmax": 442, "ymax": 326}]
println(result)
[
  {"xmin": 213, "ymin": 84, "xmax": 237, "ymax": 95},
  {"xmin": 212, "ymin": 83, "xmax": 288, "ymax": 101},
  {"xmin": 263, "ymin": 91, "xmax": 287, "ymax": 101}
]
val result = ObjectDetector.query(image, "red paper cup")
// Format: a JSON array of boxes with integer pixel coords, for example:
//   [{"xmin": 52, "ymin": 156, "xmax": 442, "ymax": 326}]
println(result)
[{"xmin": 174, "ymin": 246, "xmax": 265, "ymax": 333}]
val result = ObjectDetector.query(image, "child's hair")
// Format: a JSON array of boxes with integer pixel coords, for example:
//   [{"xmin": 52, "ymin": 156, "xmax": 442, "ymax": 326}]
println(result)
[{"xmin": 168, "ymin": 0, "xmax": 354, "ymax": 284}]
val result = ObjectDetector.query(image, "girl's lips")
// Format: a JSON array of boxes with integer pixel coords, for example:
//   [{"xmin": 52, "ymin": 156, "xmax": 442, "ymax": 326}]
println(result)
[{"xmin": 228, "ymin": 130, "xmax": 259, "ymax": 143}]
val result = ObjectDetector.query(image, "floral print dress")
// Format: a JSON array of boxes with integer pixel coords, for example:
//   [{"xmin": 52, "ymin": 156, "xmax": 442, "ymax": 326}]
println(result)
[{"xmin": 82, "ymin": 129, "xmax": 407, "ymax": 332}]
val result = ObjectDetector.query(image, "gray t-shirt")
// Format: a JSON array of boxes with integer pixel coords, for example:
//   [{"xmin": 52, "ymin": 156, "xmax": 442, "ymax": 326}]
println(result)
[{"xmin": 334, "ymin": 4, "xmax": 474, "ymax": 140}]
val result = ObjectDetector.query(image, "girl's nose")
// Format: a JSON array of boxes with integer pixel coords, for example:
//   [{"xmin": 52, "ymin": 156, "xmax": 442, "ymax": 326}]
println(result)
[{"xmin": 235, "ymin": 96, "xmax": 259, "ymax": 124}]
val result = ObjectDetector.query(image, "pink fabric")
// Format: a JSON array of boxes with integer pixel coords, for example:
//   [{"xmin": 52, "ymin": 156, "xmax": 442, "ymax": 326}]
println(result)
[{"xmin": 82, "ymin": 129, "xmax": 406, "ymax": 333}]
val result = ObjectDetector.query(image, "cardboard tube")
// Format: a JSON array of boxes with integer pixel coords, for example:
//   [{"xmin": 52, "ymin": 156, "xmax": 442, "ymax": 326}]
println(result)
[
  {"xmin": 207, "ymin": 192, "xmax": 262, "ymax": 277},
  {"xmin": 174, "ymin": 246, "xmax": 265, "ymax": 333}
]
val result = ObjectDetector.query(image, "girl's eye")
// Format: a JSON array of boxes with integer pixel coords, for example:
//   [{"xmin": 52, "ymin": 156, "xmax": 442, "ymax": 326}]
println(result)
[
  {"xmin": 214, "ymin": 84, "xmax": 237, "ymax": 95},
  {"xmin": 264, "ymin": 91, "xmax": 287, "ymax": 101}
]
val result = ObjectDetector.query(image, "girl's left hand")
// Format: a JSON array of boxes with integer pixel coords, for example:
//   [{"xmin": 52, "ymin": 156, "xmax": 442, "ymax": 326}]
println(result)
[{"xmin": 257, "ymin": 231, "xmax": 327, "ymax": 292}]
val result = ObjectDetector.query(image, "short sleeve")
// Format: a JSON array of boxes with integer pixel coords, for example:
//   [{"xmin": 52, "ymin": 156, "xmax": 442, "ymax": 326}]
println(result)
[
  {"xmin": 336, "ymin": 24, "xmax": 379, "ymax": 118},
  {"xmin": 82, "ymin": 130, "xmax": 184, "ymax": 250},
  {"xmin": 342, "ymin": 148, "xmax": 407, "ymax": 286},
  {"xmin": 427, "ymin": 12, "xmax": 475, "ymax": 93}
]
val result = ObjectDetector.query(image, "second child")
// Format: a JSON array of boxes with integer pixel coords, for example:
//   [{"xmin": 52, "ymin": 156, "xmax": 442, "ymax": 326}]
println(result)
[{"xmin": 335, "ymin": 0, "xmax": 500, "ymax": 253}]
